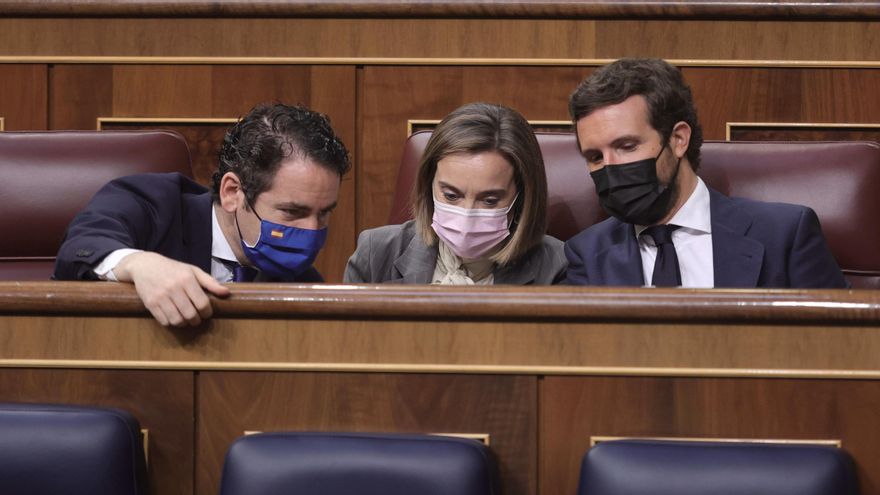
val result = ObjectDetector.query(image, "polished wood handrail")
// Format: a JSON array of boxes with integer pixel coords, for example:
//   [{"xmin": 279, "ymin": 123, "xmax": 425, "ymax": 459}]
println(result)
[
  {"xmin": 0, "ymin": 281, "xmax": 878, "ymax": 324},
  {"xmin": 0, "ymin": 0, "xmax": 877, "ymax": 19}
]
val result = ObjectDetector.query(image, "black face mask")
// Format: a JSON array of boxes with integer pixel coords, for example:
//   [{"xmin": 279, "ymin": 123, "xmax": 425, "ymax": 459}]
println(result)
[{"xmin": 590, "ymin": 145, "xmax": 680, "ymax": 226}]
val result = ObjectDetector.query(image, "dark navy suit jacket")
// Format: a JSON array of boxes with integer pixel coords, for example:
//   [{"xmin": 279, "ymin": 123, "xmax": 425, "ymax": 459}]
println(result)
[
  {"xmin": 563, "ymin": 187, "xmax": 847, "ymax": 288},
  {"xmin": 53, "ymin": 172, "xmax": 322, "ymax": 282}
]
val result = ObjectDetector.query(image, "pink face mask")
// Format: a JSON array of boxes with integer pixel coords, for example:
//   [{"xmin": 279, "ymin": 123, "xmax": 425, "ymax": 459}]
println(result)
[{"xmin": 431, "ymin": 194, "xmax": 518, "ymax": 260}]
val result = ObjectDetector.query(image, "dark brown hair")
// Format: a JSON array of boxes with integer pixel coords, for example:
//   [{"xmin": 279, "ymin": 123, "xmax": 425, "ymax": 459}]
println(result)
[
  {"xmin": 569, "ymin": 58, "xmax": 704, "ymax": 170},
  {"xmin": 211, "ymin": 103, "xmax": 350, "ymax": 204}
]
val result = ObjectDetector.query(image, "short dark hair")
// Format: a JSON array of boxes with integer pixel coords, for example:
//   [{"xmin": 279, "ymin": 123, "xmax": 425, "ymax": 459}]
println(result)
[
  {"xmin": 412, "ymin": 102, "xmax": 549, "ymax": 266},
  {"xmin": 569, "ymin": 58, "xmax": 704, "ymax": 170},
  {"xmin": 211, "ymin": 103, "xmax": 351, "ymax": 203}
]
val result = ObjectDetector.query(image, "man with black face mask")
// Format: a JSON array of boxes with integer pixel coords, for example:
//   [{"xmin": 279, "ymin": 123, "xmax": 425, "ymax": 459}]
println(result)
[
  {"xmin": 54, "ymin": 103, "xmax": 351, "ymax": 326},
  {"xmin": 563, "ymin": 58, "xmax": 847, "ymax": 288}
]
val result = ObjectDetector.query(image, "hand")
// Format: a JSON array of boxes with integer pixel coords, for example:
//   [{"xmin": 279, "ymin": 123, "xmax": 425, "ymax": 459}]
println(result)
[{"xmin": 113, "ymin": 252, "xmax": 231, "ymax": 327}]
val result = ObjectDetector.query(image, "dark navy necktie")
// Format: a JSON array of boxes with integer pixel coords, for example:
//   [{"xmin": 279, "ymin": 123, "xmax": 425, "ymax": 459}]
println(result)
[
  {"xmin": 232, "ymin": 264, "xmax": 259, "ymax": 283},
  {"xmin": 641, "ymin": 224, "xmax": 681, "ymax": 287}
]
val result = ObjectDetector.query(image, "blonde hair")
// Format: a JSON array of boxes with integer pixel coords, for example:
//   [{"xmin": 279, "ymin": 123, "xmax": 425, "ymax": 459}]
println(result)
[{"xmin": 412, "ymin": 102, "xmax": 548, "ymax": 266}]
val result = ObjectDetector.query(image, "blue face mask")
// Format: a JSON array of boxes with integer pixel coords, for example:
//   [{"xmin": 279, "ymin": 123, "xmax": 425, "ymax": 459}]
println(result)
[{"xmin": 236, "ymin": 205, "xmax": 326, "ymax": 281}]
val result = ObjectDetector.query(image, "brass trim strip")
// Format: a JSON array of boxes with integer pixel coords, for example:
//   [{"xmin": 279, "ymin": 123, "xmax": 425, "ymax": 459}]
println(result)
[
  {"xmin": 590, "ymin": 435, "xmax": 841, "ymax": 448},
  {"xmin": 97, "ymin": 116, "xmax": 238, "ymax": 130},
  {"xmin": 726, "ymin": 121, "xmax": 880, "ymax": 140},
  {"xmin": 141, "ymin": 428, "xmax": 149, "ymax": 464},
  {"xmin": 2, "ymin": 359, "xmax": 879, "ymax": 379},
  {"xmin": 2, "ymin": 56, "xmax": 880, "ymax": 68},
  {"xmin": 407, "ymin": 119, "xmax": 571, "ymax": 136},
  {"xmin": 0, "ymin": 117, "xmax": 4, "ymax": 130},
  {"xmin": 430, "ymin": 433, "xmax": 491, "ymax": 446}
]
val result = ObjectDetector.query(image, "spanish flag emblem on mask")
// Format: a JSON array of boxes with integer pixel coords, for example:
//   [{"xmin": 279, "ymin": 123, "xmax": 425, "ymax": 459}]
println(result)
[{"xmin": 271, "ymin": 230, "xmax": 284, "ymax": 238}]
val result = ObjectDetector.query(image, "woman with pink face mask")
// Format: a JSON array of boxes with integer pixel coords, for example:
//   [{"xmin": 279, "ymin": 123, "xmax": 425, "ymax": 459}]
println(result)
[{"xmin": 344, "ymin": 102, "xmax": 566, "ymax": 285}]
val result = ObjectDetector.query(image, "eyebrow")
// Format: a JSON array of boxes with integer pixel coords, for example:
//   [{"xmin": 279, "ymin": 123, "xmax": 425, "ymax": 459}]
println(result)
[
  {"xmin": 275, "ymin": 201, "xmax": 338, "ymax": 214},
  {"xmin": 437, "ymin": 181, "xmax": 463, "ymax": 195},
  {"xmin": 438, "ymin": 181, "xmax": 510, "ymax": 197}
]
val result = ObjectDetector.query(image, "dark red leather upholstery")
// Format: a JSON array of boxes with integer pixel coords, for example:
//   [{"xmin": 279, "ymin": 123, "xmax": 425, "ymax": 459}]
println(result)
[
  {"xmin": 389, "ymin": 131, "xmax": 880, "ymax": 288},
  {"xmin": 0, "ymin": 130, "xmax": 193, "ymax": 280}
]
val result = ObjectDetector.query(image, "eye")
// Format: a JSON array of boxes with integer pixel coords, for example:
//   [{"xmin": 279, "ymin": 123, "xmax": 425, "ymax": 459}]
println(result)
[
  {"xmin": 585, "ymin": 153, "xmax": 602, "ymax": 165},
  {"xmin": 482, "ymin": 197, "xmax": 500, "ymax": 207},
  {"xmin": 619, "ymin": 142, "xmax": 637, "ymax": 152},
  {"xmin": 280, "ymin": 209, "xmax": 307, "ymax": 221},
  {"xmin": 442, "ymin": 191, "xmax": 460, "ymax": 202}
]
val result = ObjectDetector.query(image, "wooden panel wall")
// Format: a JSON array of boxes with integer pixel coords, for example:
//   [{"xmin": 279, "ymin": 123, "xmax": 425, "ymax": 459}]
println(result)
[
  {"xmin": 541, "ymin": 376, "xmax": 880, "ymax": 495},
  {"xmin": 1, "ymin": 19, "xmax": 879, "ymax": 60},
  {"xmin": 0, "ymin": 369, "xmax": 194, "ymax": 495},
  {"xmin": 196, "ymin": 372, "xmax": 537, "ymax": 495},
  {"xmin": 0, "ymin": 64, "xmax": 46, "ymax": 130}
]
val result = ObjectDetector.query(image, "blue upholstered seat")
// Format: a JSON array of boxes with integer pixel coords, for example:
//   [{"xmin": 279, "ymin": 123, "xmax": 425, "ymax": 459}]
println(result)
[
  {"xmin": 578, "ymin": 439, "xmax": 858, "ymax": 495},
  {"xmin": 219, "ymin": 432, "xmax": 497, "ymax": 495},
  {"xmin": 0, "ymin": 402, "xmax": 148, "ymax": 495}
]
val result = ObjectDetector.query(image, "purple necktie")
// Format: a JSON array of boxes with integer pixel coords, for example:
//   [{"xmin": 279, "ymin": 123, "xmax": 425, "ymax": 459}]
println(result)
[{"xmin": 232, "ymin": 264, "xmax": 258, "ymax": 283}]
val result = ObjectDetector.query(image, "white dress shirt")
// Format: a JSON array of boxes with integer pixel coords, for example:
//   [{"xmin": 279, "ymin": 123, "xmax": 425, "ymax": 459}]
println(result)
[
  {"xmin": 93, "ymin": 204, "xmax": 240, "ymax": 283},
  {"xmin": 634, "ymin": 178, "xmax": 714, "ymax": 288}
]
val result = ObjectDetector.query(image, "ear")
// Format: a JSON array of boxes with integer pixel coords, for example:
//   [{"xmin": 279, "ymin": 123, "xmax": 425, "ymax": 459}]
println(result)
[
  {"xmin": 218, "ymin": 172, "xmax": 245, "ymax": 213},
  {"xmin": 669, "ymin": 121, "xmax": 692, "ymax": 160}
]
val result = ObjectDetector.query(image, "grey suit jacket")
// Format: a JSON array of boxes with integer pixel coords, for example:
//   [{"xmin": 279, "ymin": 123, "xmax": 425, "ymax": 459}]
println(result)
[{"xmin": 344, "ymin": 220, "xmax": 567, "ymax": 284}]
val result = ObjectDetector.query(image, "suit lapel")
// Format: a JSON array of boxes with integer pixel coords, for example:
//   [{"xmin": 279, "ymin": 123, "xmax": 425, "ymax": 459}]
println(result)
[
  {"xmin": 392, "ymin": 236, "xmax": 438, "ymax": 284},
  {"xmin": 594, "ymin": 221, "xmax": 645, "ymax": 286},
  {"xmin": 709, "ymin": 188, "xmax": 764, "ymax": 287}
]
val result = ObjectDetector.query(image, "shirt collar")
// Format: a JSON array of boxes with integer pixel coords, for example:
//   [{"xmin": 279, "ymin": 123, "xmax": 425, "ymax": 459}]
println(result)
[
  {"xmin": 668, "ymin": 177, "xmax": 711, "ymax": 234},
  {"xmin": 211, "ymin": 204, "xmax": 239, "ymax": 263},
  {"xmin": 635, "ymin": 177, "xmax": 711, "ymax": 236}
]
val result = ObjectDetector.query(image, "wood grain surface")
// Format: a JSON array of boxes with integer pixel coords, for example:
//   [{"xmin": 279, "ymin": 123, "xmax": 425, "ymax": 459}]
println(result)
[
  {"xmin": 0, "ymin": 64, "xmax": 46, "ymax": 130},
  {"xmin": 0, "ymin": 283, "xmax": 878, "ymax": 376},
  {"xmin": 541, "ymin": 376, "xmax": 880, "ymax": 495},
  {"xmin": 2, "ymin": 18, "xmax": 878, "ymax": 61},
  {"xmin": 197, "ymin": 372, "xmax": 536, "ymax": 495},
  {"xmin": 0, "ymin": 368, "xmax": 194, "ymax": 495}
]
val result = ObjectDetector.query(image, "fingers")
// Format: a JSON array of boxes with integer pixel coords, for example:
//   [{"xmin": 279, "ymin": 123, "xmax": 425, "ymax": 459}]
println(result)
[
  {"xmin": 195, "ymin": 268, "xmax": 231, "ymax": 297},
  {"xmin": 128, "ymin": 254, "xmax": 221, "ymax": 327}
]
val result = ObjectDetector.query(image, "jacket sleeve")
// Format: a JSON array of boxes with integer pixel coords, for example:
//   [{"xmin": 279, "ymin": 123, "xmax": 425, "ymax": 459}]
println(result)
[
  {"xmin": 343, "ymin": 229, "xmax": 374, "ymax": 283},
  {"xmin": 53, "ymin": 178, "xmax": 156, "ymax": 280},
  {"xmin": 787, "ymin": 207, "xmax": 848, "ymax": 288},
  {"xmin": 562, "ymin": 240, "xmax": 592, "ymax": 286}
]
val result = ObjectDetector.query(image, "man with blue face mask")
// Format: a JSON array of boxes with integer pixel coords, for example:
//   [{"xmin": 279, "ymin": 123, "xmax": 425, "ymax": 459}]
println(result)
[
  {"xmin": 563, "ymin": 58, "xmax": 847, "ymax": 288},
  {"xmin": 54, "ymin": 103, "xmax": 351, "ymax": 326}
]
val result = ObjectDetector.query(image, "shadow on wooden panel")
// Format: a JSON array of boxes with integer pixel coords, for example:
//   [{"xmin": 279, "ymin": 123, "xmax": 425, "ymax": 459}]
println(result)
[
  {"xmin": 99, "ymin": 118, "xmax": 236, "ymax": 186},
  {"xmin": 541, "ymin": 376, "xmax": 880, "ymax": 495},
  {"xmin": 197, "ymin": 372, "xmax": 536, "ymax": 495},
  {"xmin": 0, "ymin": 368, "xmax": 195, "ymax": 495}
]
